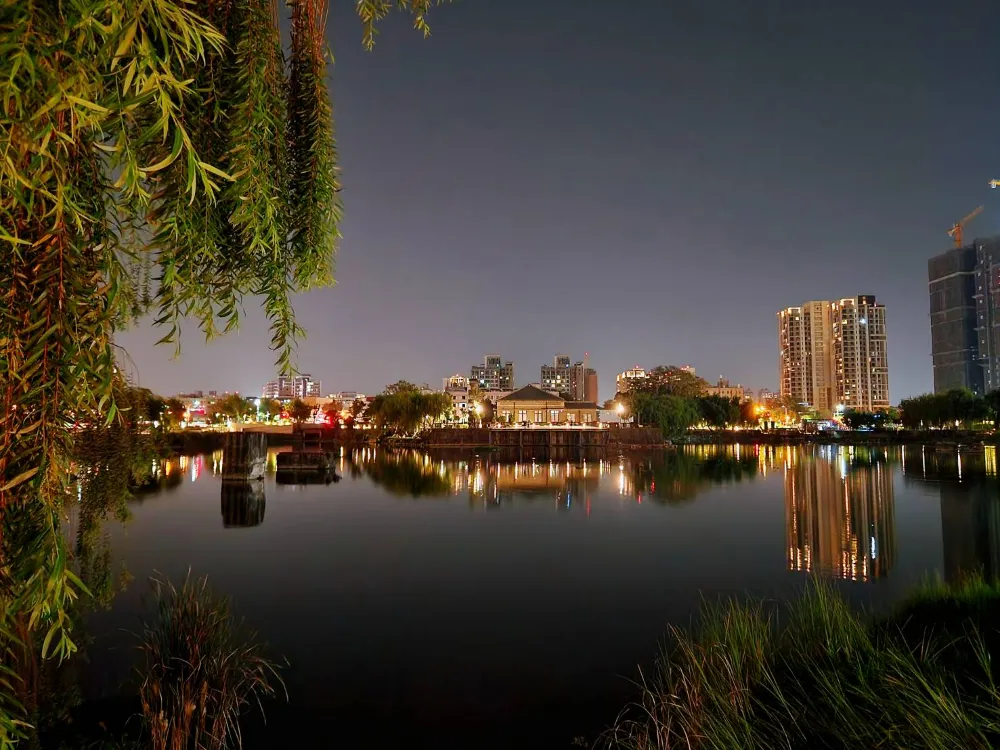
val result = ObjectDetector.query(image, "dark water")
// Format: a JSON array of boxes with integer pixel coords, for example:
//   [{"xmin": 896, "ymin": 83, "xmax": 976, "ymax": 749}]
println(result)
[{"xmin": 75, "ymin": 444, "xmax": 1000, "ymax": 747}]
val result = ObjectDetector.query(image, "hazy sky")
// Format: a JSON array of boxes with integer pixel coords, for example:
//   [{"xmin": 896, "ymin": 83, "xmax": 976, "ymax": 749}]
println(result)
[{"xmin": 117, "ymin": 0, "xmax": 1000, "ymax": 402}]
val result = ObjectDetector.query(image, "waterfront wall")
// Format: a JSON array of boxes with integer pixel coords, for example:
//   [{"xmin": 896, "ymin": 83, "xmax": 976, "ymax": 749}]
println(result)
[
  {"xmin": 608, "ymin": 426, "xmax": 667, "ymax": 447},
  {"xmin": 422, "ymin": 428, "xmax": 613, "ymax": 448},
  {"xmin": 168, "ymin": 426, "xmax": 370, "ymax": 454}
]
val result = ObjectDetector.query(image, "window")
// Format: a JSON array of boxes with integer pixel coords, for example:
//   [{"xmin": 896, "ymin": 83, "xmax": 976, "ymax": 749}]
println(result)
[
  {"xmin": 550, "ymin": 410, "xmax": 560, "ymax": 422},
  {"xmin": 567, "ymin": 413, "xmax": 576, "ymax": 423},
  {"xmin": 534, "ymin": 410, "xmax": 543, "ymax": 422},
  {"xmin": 519, "ymin": 410, "xmax": 527, "ymax": 422}
]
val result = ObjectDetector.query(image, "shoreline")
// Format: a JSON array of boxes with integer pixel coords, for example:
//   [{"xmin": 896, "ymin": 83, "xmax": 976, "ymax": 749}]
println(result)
[{"xmin": 165, "ymin": 426, "xmax": 1000, "ymax": 455}]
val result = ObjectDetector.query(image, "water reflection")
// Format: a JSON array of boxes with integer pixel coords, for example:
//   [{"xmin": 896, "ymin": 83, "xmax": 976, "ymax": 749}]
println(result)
[
  {"xmin": 904, "ymin": 445, "xmax": 1000, "ymax": 583},
  {"xmin": 70, "ymin": 440, "xmax": 1000, "ymax": 746},
  {"xmin": 351, "ymin": 450, "xmax": 452, "ymax": 497},
  {"xmin": 220, "ymin": 482, "xmax": 266, "ymax": 528},
  {"xmin": 782, "ymin": 447, "xmax": 896, "ymax": 581},
  {"xmin": 113, "ymin": 444, "xmax": 1000, "ymax": 589}
]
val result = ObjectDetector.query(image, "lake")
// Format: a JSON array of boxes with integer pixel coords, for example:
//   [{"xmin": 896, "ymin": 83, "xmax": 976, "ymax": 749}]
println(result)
[{"xmin": 74, "ymin": 444, "xmax": 1000, "ymax": 748}]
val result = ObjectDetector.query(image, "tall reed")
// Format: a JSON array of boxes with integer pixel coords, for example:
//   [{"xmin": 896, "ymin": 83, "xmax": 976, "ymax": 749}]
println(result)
[
  {"xmin": 137, "ymin": 573, "xmax": 285, "ymax": 750},
  {"xmin": 605, "ymin": 580, "xmax": 1000, "ymax": 750}
]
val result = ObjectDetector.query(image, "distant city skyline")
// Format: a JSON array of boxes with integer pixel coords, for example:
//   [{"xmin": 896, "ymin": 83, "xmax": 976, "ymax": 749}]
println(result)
[{"xmin": 114, "ymin": 0, "xmax": 1000, "ymax": 403}]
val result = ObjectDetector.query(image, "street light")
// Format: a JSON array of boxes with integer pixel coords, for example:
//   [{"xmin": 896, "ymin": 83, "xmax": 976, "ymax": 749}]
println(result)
[{"xmin": 475, "ymin": 402, "xmax": 484, "ymax": 416}]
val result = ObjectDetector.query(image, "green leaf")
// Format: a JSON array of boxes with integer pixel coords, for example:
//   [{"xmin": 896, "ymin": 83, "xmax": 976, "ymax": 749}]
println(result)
[
  {"xmin": 142, "ymin": 126, "xmax": 183, "ymax": 173},
  {"xmin": 112, "ymin": 20, "xmax": 139, "ymax": 70},
  {"xmin": 1, "ymin": 467, "xmax": 38, "ymax": 492},
  {"xmin": 65, "ymin": 95, "xmax": 109, "ymax": 114}
]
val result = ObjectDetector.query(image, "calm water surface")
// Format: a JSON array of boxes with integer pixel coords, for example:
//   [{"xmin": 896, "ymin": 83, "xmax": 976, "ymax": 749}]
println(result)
[{"xmin": 79, "ymin": 444, "xmax": 1000, "ymax": 747}]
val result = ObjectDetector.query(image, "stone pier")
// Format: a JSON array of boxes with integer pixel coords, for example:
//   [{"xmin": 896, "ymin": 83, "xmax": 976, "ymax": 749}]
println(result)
[{"xmin": 221, "ymin": 431, "xmax": 267, "ymax": 482}]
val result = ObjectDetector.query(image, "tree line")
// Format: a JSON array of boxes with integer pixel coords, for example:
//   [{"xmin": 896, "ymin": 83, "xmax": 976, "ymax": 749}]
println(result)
[
  {"xmin": 899, "ymin": 390, "xmax": 1000, "ymax": 430},
  {"xmin": 365, "ymin": 381, "xmax": 452, "ymax": 436},
  {"xmin": 617, "ymin": 366, "xmax": 757, "ymax": 438}
]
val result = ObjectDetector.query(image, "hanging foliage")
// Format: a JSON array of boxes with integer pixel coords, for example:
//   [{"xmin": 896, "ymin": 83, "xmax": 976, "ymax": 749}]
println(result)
[{"xmin": 0, "ymin": 0, "xmax": 447, "ymax": 742}]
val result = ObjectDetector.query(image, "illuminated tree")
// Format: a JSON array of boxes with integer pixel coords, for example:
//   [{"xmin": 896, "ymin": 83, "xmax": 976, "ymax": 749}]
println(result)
[{"xmin": 288, "ymin": 399, "xmax": 314, "ymax": 424}]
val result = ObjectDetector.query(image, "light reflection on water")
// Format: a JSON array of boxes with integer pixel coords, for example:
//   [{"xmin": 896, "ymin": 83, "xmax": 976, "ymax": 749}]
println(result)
[
  {"xmin": 143, "ymin": 444, "xmax": 1000, "ymax": 587},
  {"xmin": 78, "ymin": 443, "xmax": 1000, "ymax": 746}
]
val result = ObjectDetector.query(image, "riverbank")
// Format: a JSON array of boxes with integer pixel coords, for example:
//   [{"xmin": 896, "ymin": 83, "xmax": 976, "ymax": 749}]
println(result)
[
  {"xmin": 165, "ymin": 425, "xmax": 1000, "ymax": 456},
  {"xmin": 605, "ymin": 577, "xmax": 1000, "ymax": 749},
  {"xmin": 165, "ymin": 426, "xmax": 373, "ymax": 454}
]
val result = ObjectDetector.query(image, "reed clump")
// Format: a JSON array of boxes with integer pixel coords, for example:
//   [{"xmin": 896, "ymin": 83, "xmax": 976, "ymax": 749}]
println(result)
[
  {"xmin": 606, "ymin": 578, "xmax": 1000, "ymax": 750},
  {"xmin": 137, "ymin": 573, "xmax": 285, "ymax": 750}
]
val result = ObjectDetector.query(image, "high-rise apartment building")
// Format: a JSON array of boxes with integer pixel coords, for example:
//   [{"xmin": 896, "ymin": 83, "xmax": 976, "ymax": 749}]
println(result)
[
  {"xmin": 262, "ymin": 374, "xmax": 321, "ymax": 400},
  {"xmin": 778, "ymin": 297, "xmax": 888, "ymax": 414},
  {"xmin": 471, "ymin": 355, "xmax": 515, "ymax": 391},
  {"xmin": 832, "ymin": 296, "xmax": 889, "ymax": 411},
  {"xmin": 928, "ymin": 237, "xmax": 1000, "ymax": 394},
  {"xmin": 570, "ymin": 353, "xmax": 597, "ymax": 403},
  {"xmin": 540, "ymin": 355, "xmax": 572, "ymax": 393},
  {"xmin": 778, "ymin": 301, "xmax": 835, "ymax": 413},
  {"xmin": 541, "ymin": 353, "xmax": 597, "ymax": 401}
]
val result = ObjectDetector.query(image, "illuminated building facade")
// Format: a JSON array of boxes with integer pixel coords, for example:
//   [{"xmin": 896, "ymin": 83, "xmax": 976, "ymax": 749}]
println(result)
[
  {"xmin": 832, "ymin": 295, "xmax": 889, "ymax": 411},
  {"xmin": 471, "ymin": 354, "xmax": 515, "ymax": 391},
  {"xmin": 779, "ymin": 296, "xmax": 889, "ymax": 414},
  {"xmin": 262, "ymin": 374, "xmax": 321, "ymax": 399},
  {"xmin": 778, "ymin": 301, "xmax": 835, "ymax": 414},
  {"xmin": 541, "ymin": 353, "xmax": 597, "ymax": 402},
  {"xmin": 616, "ymin": 367, "xmax": 647, "ymax": 394}
]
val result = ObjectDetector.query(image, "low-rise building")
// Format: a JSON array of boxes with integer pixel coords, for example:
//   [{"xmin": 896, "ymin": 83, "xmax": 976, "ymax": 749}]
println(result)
[
  {"xmin": 442, "ymin": 374, "xmax": 470, "ymax": 391},
  {"xmin": 496, "ymin": 385, "xmax": 598, "ymax": 425},
  {"xmin": 263, "ymin": 374, "xmax": 321, "ymax": 399},
  {"xmin": 616, "ymin": 367, "xmax": 647, "ymax": 393},
  {"xmin": 330, "ymin": 391, "xmax": 367, "ymax": 404},
  {"xmin": 706, "ymin": 378, "xmax": 747, "ymax": 401}
]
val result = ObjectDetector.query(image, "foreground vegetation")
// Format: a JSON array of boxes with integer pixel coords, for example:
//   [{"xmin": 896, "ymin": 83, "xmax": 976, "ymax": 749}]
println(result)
[
  {"xmin": 138, "ymin": 575, "xmax": 284, "ymax": 750},
  {"xmin": 606, "ymin": 578, "xmax": 1000, "ymax": 750},
  {"xmin": 1, "ymin": 2, "xmax": 445, "ymax": 742}
]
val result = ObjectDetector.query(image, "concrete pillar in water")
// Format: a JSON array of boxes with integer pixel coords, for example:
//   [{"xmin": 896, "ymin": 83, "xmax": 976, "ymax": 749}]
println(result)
[{"xmin": 222, "ymin": 431, "xmax": 267, "ymax": 481}]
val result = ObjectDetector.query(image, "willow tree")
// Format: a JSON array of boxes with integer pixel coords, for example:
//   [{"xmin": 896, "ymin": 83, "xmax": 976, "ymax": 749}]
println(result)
[{"xmin": 0, "ymin": 0, "xmax": 444, "ymax": 740}]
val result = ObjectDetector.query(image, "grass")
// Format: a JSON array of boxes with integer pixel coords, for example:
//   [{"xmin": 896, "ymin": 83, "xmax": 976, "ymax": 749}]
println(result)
[
  {"xmin": 604, "ymin": 578, "xmax": 1000, "ymax": 750},
  {"xmin": 137, "ymin": 573, "xmax": 286, "ymax": 750}
]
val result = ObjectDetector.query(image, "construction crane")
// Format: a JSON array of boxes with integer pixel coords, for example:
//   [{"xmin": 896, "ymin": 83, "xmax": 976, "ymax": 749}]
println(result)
[{"xmin": 948, "ymin": 205, "xmax": 983, "ymax": 248}]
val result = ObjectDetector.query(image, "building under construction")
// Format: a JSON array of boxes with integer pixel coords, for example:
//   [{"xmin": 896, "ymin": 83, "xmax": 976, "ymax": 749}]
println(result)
[{"xmin": 929, "ymin": 235, "xmax": 1000, "ymax": 395}]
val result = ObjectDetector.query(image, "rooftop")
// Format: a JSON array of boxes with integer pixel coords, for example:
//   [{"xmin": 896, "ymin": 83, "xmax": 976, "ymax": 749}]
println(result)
[{"xmin": 499, "ymin": 385, "xmax": 562, "ymax": 402}]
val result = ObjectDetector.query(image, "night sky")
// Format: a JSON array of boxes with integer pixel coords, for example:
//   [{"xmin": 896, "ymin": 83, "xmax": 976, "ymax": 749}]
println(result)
[{"xmin": 117, "ymin": 0, "xmax": 1000, "ymax": 403}]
